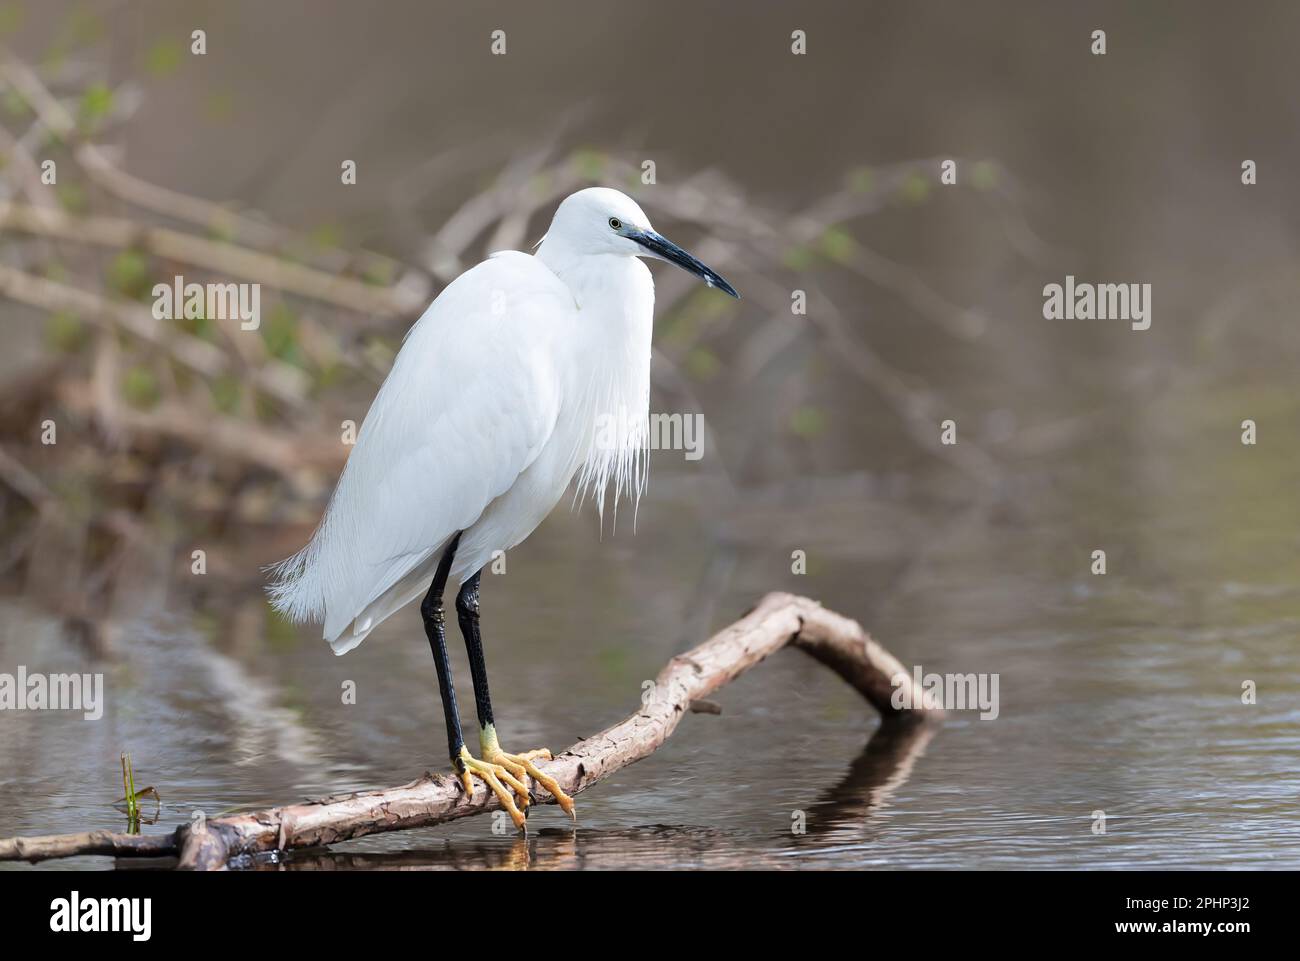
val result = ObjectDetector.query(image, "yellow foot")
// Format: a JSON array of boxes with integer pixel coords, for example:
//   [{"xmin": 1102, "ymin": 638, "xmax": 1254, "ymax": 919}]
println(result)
[
  {"xmin": 457, "ymin": 746, "xmax": 531, "ymax": 829},
  {"xmin": 483, "ymin": 744, "xmax": 576, "ymax": 821},
  {"xmin": 461, "ymin": 724, "xmax": 576, "ymax": 828}
]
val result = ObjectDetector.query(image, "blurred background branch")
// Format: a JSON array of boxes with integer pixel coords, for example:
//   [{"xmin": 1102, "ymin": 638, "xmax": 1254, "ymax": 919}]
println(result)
[{"xmin": 0, "ymin": 37, "xmax": 1026, "ymax": 654}]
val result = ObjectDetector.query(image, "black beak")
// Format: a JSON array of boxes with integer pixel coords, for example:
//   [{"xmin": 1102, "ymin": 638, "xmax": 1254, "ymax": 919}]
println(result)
[{"xmin": 630, "ymin": 229, "xmax": 740, "ymax": 298}]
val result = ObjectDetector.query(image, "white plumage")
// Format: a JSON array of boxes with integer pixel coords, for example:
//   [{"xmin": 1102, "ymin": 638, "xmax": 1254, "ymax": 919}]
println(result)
[{"xmin": 269, "ymin": 188, "xmax": 662, "ymax": 653}]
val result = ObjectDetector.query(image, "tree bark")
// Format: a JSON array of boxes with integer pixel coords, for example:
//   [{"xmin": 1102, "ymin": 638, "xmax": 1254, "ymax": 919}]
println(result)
[{"xmin": 0, "ymin": 592, "xmax": 941, "ymax": 869}]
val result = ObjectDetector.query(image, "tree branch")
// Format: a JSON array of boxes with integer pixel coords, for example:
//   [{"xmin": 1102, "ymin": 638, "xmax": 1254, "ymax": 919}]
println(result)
[
  {"xmin": 0, "ymin": 592, "xmax": 941, "ymax": 869},
  {"xmin": 0, "ymin": 260, "xmax": 312, "ymax": 409},
  {"xmin": 0, "ymin": 52, "xmax": 427, "ymax": 305},
  {"xmin": 0, "ymin": 202, "xmax": 421, "ymax": 318}
]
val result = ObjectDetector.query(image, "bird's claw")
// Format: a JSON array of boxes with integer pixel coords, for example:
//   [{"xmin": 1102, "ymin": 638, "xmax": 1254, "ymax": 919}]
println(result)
[
  {"xmin": 457, "ymin": 747, "xmax": 531, "ymax": 829},
  {"xmin": 482, "ymin": 745, "xmax": 576, "ymax": 821},
  {"xmin": 456, "ymin": 735, "xmax": 576, "ymax": 829}
]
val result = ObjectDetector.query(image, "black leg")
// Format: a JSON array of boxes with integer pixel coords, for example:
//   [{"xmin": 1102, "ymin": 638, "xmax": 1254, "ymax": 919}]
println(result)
[
  {"xmin": 454, "ymin": 568, "xmax": 578, "ymax": 819},
  {"xmin": 420, "ymin": 532, "xmax": 464, "ymax": 767},
  {"xmin": 455, "ymin": 569, "xmax": 495, "ymax": 732}
]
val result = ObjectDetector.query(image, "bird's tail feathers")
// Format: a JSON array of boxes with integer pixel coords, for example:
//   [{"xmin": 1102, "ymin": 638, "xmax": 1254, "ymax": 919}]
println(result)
[{"xmin": 264, "ymin": 539, "xmax": 327, "ymax": 625}]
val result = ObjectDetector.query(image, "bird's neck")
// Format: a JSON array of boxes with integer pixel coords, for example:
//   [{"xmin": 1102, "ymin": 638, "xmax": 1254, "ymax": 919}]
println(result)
[
  {"xmin": 533, "ymin": 234, "xmax": 584, "ymax": 285},
  {"xmin": 532, "ymin": 245, "xmax": 655, "ymax": 522},
  {"xmin": 535, "ymin": 244, "xmax": 643, "ymax": 312}
]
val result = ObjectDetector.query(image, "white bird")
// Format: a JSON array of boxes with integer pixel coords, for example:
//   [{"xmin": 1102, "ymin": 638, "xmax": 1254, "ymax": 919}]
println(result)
[{"xmin": 268, "ymin": 187, "xmax": 738, "ymax": 827}]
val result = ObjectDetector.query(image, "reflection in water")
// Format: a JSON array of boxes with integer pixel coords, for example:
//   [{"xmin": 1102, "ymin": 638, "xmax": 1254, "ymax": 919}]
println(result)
[
  {"xmin": 797, "ymin": 718, "xmax": 940, "ymax": 840},
  {"xmin": 266, "ymin": 827, "xmax": 775, "ymax": 871},
  {"xmin": 244, "ymin": 717, "xmax": 941, "ymax": 871}
]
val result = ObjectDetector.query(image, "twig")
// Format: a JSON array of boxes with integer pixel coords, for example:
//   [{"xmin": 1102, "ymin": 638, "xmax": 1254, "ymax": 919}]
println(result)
[
  {"xmin": 0, "ymin": 830, "xmax": 176, "ymax": 863},
  {"xmin": 0, "ymin": 592, "xmax": 941, "ymax": 868},
  {"xmin": 0, "ymin": 442, "xmax": 54, "ymax": 507},
  {"xmin": 0, "ymin": 121, "xmax": 56, "ymax": 208},
  {"xmin": 0, "ymin": 52, "xmax": 425, "ymax": 301},
  {"xmin": 0, "ymin": 260, "xmax": 312, "ymax": 408},
  {"xmin": 0, "ymin": 202, "xmax": 420, "ymax": 318},
  {"xmin": 56, "ymin": 380, "xmax": 346, "ymax": 480}
]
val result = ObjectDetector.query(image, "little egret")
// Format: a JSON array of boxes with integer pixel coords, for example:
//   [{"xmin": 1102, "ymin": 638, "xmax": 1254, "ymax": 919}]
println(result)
[{"xmin": 268, "ymin": 187, "xmax": 738, "ymax": 827}]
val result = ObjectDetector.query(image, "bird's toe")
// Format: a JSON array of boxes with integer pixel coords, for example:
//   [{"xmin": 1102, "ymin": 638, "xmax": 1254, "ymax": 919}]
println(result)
[
  {"xmin": 457, "ymin": 747, "xmax": 532, "ymax": 829},
  {"xmin": 484, "ymin": 746, "xmax": 575, "ymax": 820}
]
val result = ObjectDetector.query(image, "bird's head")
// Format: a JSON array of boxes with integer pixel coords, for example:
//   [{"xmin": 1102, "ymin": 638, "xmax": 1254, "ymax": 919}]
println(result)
[{"xmin": 542, "ymin": 187, "xmax": 739, "ymax": 298}]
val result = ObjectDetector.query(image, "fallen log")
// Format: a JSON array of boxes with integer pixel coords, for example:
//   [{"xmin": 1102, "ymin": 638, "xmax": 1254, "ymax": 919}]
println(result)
[{"xmin": 0, "ymin": 592, "xmax": 942, "ymax": 869}]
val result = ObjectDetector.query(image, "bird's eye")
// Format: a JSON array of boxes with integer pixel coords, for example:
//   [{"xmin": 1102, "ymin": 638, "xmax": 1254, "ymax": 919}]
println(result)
[{"xmin": 608, "ymin": 217, "xmax": 622, "ymax": 230}]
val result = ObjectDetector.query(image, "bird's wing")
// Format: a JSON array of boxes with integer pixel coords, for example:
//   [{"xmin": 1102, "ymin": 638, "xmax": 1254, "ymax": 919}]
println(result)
[{"xmin": 268, "ymin": 252, "xmax": 574, "ymax": 644}]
